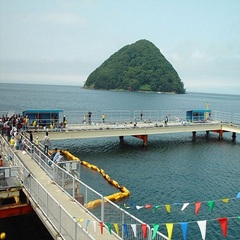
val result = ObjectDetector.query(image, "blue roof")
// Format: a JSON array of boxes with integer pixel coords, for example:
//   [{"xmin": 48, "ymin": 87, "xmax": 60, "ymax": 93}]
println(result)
[
  {"xmin": 187, "ymin": 109, "xmax": 211, "ymax": 113},
  {"xmin": 23, "ymin": 109, "xmax": 63, "ymax": 113}
]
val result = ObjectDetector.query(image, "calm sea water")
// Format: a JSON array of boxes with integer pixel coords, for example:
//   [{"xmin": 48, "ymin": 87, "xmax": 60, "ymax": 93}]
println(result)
[{"xmin": 1, "ymin": 83, "xmax": 240, "ymax": 239}]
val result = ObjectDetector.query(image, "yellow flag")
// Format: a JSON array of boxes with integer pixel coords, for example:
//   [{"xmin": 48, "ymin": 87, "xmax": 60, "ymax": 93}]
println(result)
[
  {"xmin": 113, "ymin": 223, "xmax": 119, "ymax": 235},
  {"xmin": 221, "ymin": 198, "xmax": 229, "ymax": 203},
  {"xmin": 166, "ymin": 223, "xmax": 174, "ymax": 239},
  {"xmin": 165, "ymin": 204, "xmax": 171, "ymax": 213}
]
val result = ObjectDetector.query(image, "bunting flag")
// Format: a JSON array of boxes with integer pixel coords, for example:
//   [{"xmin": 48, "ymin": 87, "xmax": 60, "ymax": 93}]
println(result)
[
  {"xmin": 197, "ymin": 220, "xmax": 207, "ymax": 240},
  {"xmin": 99, "ymin": 222, "xmax": 104, "ymax": 234},
  {"xmin": 218, "ymin": 218, "xmax": 228, "ymax": 237},
  {"xmin": 141, "ymin": 224, "xmax": 147, "ymax": 238},
  {"xmin": 181, "ymin": 203, "xmax": 190, "ymax": 211},
  {"xmin": 145, "ymin": 204, "xmax": 152, "ymax": 209},
  {"xmin": 106, "ymin": 223, "xmax": 112, "ymax": 234},
  {"xmin": 195, "ymin": 202, "xmax": 202, "ymax": 214},
  {"xmin": 152, "ymin": 224, "xmax": 160, "ymax": 239},
  {"xmin": 236, "ymin": 192, "xmax": 240, "ymax": 198},
  {"xmin": 165, "ymin": 204, "xmax": 171, "ymax": 213},
  {"xmin": 86, "ymin": 219, "xmax": 90, "ymax": 230},
  {"xmin": 136, "ymin": 205, "xmax": 144, "ymax": 210},
  {"xmin": 93, "ymin": 220, "xmax": 96, "ymax": 232},
  {"xmin": 207, "ymin": 201, "xmax": 215, "ymax": 212},
  {"xmin": 130, "ymin": 200, "xmax": 136, "ymax": 209},
  {"xmin": 123, "ymin": 224, "xmax": 128, "ymax": 237},
  {"xmin": 131, "ymin": 224, "xmax": 137, "ymax": 237},
  {"xmin": 124, "ymin": 203, "xmax": 131, "ymax": 209},
  {"xmin": 221, "ymin": 198, "xmax": 229, "ymax": 203},
  {"xmin": 113, "ymin": 223, "xmax": 119, "ymax": 235},
  {"xmin": 166, "ymin": 223, "xmax": 173, "ymax": 239},
  {"xmin": 153, "ymin": 205, "xmax": 160, "ymax": 213},
  {"xmin": 180, "ymin": 222, "xmax": 188, "ymax": 240}
]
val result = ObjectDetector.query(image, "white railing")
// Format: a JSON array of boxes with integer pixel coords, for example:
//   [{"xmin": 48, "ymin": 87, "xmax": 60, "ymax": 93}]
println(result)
[{"xmin": 1, "ymin": 134, "xmax": 168, "ymax": 240}]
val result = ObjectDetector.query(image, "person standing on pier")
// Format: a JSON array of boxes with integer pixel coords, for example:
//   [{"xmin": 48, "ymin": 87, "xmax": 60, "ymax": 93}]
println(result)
[
  {"xmin": 102, "ymin": 113, "xmax": 105, "ymax": 123},
  {"xmin": 88, "ymin": 111, "xmax": 92, "ymax": 125},
  {"xmin": 43, "ymin": 132, "xmax": 51, "ymax": 155}
]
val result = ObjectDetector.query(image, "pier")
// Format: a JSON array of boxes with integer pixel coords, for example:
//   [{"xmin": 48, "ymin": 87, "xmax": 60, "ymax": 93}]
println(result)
[
  {"xmin": 31, "ymin": 122, "xmax": 239, "ymax": 146},
  {"xmin": 1, "ymin": 109, "xmax": 240, "ymax": 239},
  {"xmin": 0, "ymin": 134, "xmax": 168, "ymax": 240}
]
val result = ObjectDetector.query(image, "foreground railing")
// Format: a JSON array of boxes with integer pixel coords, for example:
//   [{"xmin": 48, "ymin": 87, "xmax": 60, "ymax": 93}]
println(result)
[{"xmin": 1, "ymin": 134, "xmax": 168, "ymax": 240}]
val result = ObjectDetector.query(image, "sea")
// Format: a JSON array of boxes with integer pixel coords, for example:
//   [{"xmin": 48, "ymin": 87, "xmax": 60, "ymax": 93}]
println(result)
[{"xmin": 1, "ymin": 83, "xmax": 240, "ymax": 240}]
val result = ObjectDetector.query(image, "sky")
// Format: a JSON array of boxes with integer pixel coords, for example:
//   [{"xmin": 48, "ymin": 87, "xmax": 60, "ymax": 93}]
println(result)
[{"xmin": 0, "ymin": 0, "xmax": 240, "ymax": 94}]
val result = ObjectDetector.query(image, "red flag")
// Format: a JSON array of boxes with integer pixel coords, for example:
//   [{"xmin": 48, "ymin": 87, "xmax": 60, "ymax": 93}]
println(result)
[
  {"xmin": 218, "ymin": 218, "xmax": 228, "ymax": 237},
  {"xmin": 145, "ymin": 204, "xmax": 152, "ymax": 209},
  {"xmin": 100, "ymin": 222, "xmax": 104, "ymax": 234},
  {"xmin": 141, "ymin": 224, "xmax": 147, "ymax": 238},
  {"xmin": 195, "ymin": 202, "xmax": 202, "ymax": 214}
]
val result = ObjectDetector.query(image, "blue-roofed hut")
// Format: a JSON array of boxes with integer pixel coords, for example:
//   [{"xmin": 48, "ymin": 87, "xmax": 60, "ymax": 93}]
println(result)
[
  {"xmin": 186, "ymin": 109, "xmax": 211, "ymax": 122},
  {"xmin": 22, "ymin": 109, "xmax": 64, "ymax": 127}
]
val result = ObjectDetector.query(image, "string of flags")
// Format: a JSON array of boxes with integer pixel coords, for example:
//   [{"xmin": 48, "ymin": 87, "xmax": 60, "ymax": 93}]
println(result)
[
  {"xmin": 72, "ymin": 192, "xmax": 240, "ymax": 239},
  {"xmin": 121, "ymin": 192, "xmax": 240, "ymax": 214},
  {"xmin": 73, "ymin": 215, "xmax": 240, "ymax": 239}
]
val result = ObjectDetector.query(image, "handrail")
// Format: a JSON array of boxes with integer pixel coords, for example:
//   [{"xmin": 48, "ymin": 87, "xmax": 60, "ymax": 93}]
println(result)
[{"xmin": 1, "ymin": 134, "xmax": 168, "ymax": 239}]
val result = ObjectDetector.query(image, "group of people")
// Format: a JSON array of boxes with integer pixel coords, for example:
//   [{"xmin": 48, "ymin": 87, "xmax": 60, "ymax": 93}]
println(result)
[
  {"xmin": 48, "ymin": 147, "xmax": 65, "ymax": 167},
  {"xmin": 1, "ymin": 114, "xmax": 30, "ymax": 140}
]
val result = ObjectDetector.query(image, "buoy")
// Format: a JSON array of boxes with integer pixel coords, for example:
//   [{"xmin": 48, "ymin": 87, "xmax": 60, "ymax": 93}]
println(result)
[{"xmin": 0, "ymin": 232, "xmax": 6, "ymax": 239}]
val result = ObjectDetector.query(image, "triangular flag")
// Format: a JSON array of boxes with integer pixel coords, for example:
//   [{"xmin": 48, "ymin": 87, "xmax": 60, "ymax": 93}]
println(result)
[
  {"xmin": 145, "ymin": 204, "xmax": 152, "ymax": 209},
  {"xmin": 131, "ymin": 224, "xmax": 137, "ymax": 237},
  {"xmin": 181, "ymin": 203, "xmax": 190, "ymax": 211},
  {"xmin": 152, "ymin": 224, "xmax": 160, "ymax": 239},
  {"xmin": 197, "ymin": 220, "xmax": 207, "ymax": 240},
  {"xmin": 165, "ymin": 204, "xmax": 171, "ymax": 213},
  {"xmin": 113, "ymin": 223, "xmax": 119, "ymax": 235},
  {"xmin": 130, "ymin": 200, "xmax": 136, "ymax": 209},
  {"xmin": 86, "ymin": 219, "xmax": 90, "ymax": 230},
  {"xmin": 221, "ymin": 198, "xmax": 229, "ymax": 203},
  {"xmin": 99, "ymin": 222, "xmax": 104, "ymax": 234},
  {"xmin": 123, "ymin": 224, "xmax": 128, "ymax": 237},
  {"xmin": 124, "ymin": 203, "xmax": 131, "ymax": 209},
  {"xmin": 238, "ymin": 216, "xmax": 240, "ymax": 221},
  {"xmin": 141, "ymin": 224, "xmax": 147, "ymax": 238},
  {"xmin": 195, "ymin": 202, "xmax": 202, "ymax": 214},
  {"xmin": 153, "ymin": 205, "xmax": 160, "ymax": 213},
  {"xmin": 207, "ymin": 201, "xmax": 215, "ymax": 212},
  {"xmin": 136, "ymin": 205, "xmax": 144, "ymax": 210},
  {"xmin": 106, "ymin": 223, "xmax": 112, "ymax": 234},
  {"xmin": 218, "ymin": 218, "xmax": 228, "ymax": 237},
  {"xmin": 236, "ymin": 192, "xmax": 240, "ymax": 198},
  {"xmin": 166, "ymin": 223, "xmax": 173, "ymax": 239},
  {"xmin": 180, "ymin": 222, "xmax": 188, "ymax": 240},
  {"xmin": 93, "ymin": 221, "xmax": 96, "ymax": 232}
]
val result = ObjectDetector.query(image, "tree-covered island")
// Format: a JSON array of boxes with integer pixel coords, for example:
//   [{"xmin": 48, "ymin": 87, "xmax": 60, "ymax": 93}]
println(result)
[{"xmin": 83, "ymin": 39, "xmax": 186, "ymax": 94}]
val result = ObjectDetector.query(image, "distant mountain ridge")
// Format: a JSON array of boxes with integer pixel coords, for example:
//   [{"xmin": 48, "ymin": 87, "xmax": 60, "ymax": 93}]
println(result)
[{"xmin": 84, "ymin": 39, "xmax": 186, "ymax": 94}]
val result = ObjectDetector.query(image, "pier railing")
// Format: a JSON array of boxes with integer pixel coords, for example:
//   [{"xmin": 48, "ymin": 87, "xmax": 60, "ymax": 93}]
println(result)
[{"xmin": 1, "ymin": 135, "xmax": 168, "ymax": 240}]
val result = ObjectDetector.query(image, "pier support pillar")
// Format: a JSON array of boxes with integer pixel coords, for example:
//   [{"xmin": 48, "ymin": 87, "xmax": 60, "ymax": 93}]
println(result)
[
  {"xmin": 232, "ymin": 132, "xmax": 236, "ymax": 140},
  {"xmin": 218, "ymin": 130, "xmax": 223, "ymax": 140},
  {"xmin": 133, "ymin": 135, "xmax": 148, "ymax": 146},
  {"xmin": 119, "ymin": 136, "xmax": 124, "ymax": 142}
]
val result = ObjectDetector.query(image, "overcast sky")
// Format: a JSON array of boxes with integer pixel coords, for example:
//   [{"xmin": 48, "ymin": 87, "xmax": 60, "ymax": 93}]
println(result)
[{"xmin": 0, "ymin": 0, "xmax": 240, "ymax": 94}]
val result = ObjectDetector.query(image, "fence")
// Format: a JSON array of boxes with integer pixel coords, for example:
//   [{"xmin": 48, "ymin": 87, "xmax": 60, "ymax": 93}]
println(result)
[{"xmin": 0, "ymin": 134, "xmax": 168, "ymax": 240}]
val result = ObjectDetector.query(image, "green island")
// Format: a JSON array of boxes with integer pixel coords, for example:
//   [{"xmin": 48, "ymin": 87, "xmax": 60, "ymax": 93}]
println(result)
[{"xmin": 84, "ymin": 39, "xmax": 186, "ymax": 94}]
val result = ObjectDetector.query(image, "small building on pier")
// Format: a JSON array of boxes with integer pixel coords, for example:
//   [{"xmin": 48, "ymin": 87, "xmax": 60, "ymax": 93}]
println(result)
[
  {"xmin": 186, "ymin": 109, "xmax": 211, "ymax": 122},
  {"xmin": 22, "ymin": 109, "xmax": 64, "ymax": 128}
]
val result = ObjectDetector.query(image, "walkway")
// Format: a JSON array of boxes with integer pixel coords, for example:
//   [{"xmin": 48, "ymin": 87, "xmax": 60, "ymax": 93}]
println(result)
[{"xmin": 16, "ymin": 149, "xmax": 118, "ymax": 240}]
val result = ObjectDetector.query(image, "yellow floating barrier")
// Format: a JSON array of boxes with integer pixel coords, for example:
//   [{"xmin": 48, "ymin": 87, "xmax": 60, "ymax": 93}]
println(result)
[{"xmin": 56, "ymin": 150, "xmax": 130, "ymax": 209}]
